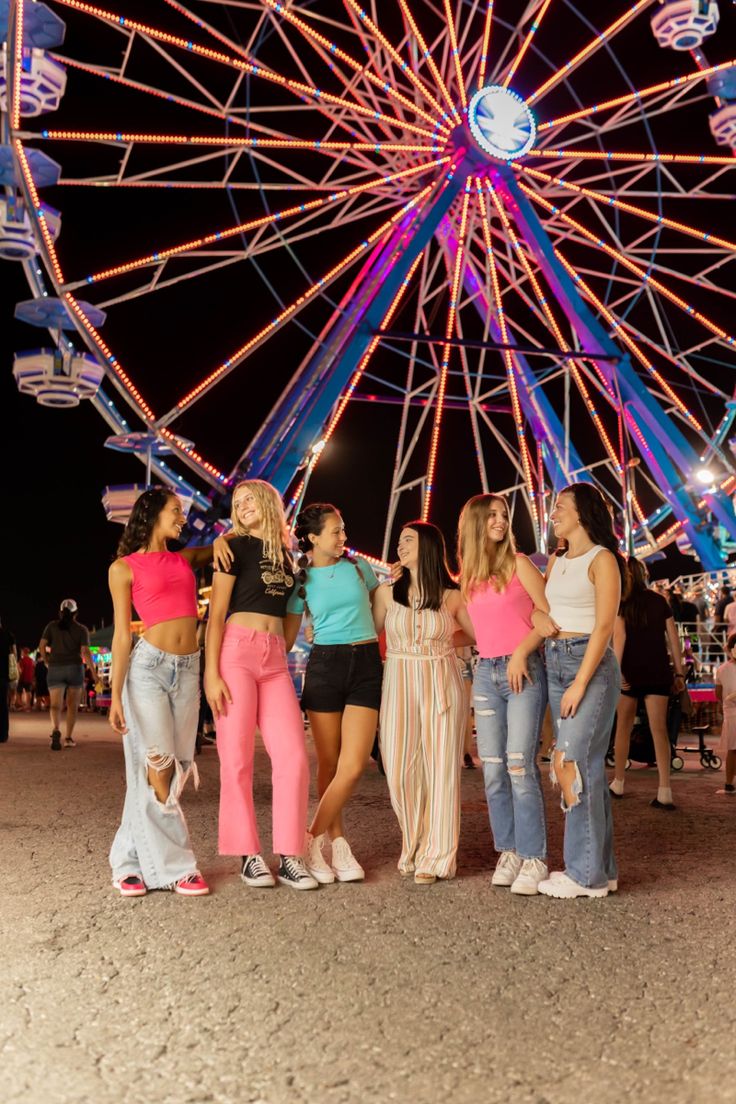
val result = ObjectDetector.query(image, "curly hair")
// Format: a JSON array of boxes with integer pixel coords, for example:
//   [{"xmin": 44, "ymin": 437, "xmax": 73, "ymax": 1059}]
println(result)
[
  {"xmin": 557, "ymin": 483, "xmax": 626, "ymax": 587},
  {"xmin": 117, "ymin": 487, "xmax": 174, "ymax": 557},
  {"xmin": 393, "ymin": 521, "xmax": 457, "ymax": 611},
  {"xmin": 457, "ymin": 493, "xmax": 516, "ymax": 600},
  {"xmin": 230, "ymin": 480, "xmax": 290, "ymax": 567}
]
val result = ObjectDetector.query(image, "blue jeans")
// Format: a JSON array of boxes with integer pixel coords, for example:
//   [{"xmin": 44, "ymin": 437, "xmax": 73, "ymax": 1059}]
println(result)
[
  {"xmin": 474, "ymin": 651, "xmax": 547, "ymax": 860},
  {"xmin": 109, "ymin": 639, "xmax": 201, "ymax": 889},
  {"xmin": 545, "ymin": 637, "xmax": 620, "ymax": 888}
]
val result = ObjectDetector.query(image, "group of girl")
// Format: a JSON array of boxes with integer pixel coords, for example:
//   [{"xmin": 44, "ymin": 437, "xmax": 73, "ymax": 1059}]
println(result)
[{"xmin": 107, "ymin": 478, "xmax": 628, "ymax": 901}]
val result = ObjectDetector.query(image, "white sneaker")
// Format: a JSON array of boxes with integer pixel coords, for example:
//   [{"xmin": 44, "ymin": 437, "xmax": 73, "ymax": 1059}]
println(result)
[
  {"xmin": 304, "ymin": 832, "xmax": 335, "ymax": 884},
  {"xmin": 510, "ymin": 858, "xmax": 548, "ymax": 896},
  {"xmin": 331, "ymin": 836, "xmax": 365, "ymax": 882},
  {"xmin": 538, "ymin": 871, "xmax": 608, "ymax": 898},
  {"xmin": 491, "ymin": 850, "xmax": 522, "ymax": 887},
  {"xmin": 240, "ymin": 854, "xmax": 276, "ymax": 888},
  {"xmin": 549, "ymin": 869, "xmax": 617, "ymax": 893}
]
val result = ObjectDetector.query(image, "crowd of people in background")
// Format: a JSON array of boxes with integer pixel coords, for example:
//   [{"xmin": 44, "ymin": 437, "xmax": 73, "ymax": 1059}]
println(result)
[{"xmin": 2, "ymin": 482, "xmax": 734, "ymax": 901}]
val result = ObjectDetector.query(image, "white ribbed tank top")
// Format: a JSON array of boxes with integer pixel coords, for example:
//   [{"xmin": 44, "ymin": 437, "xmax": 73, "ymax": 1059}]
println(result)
[{"xmin": 546, "ymin": 545, "xmax": 604, "ymax": 634}]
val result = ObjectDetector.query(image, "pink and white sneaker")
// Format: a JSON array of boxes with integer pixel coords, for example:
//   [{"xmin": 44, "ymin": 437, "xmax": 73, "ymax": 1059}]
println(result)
[
  {"xmin": 115, "ymin": 874, "xmax": 147, "ymax": 897},
  {"xmin": 174, "ymin": 872, "xmax": 210, "ymax": 897}
]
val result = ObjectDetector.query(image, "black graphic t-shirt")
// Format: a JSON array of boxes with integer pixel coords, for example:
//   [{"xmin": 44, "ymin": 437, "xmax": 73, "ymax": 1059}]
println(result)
[{"xmin": 217, "ymin": 536, "xmax": 295, "ymax": 619}]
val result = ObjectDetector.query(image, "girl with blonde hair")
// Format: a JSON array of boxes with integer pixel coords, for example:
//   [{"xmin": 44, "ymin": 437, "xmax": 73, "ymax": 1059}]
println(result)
[
  {"xmin": 205, "ymin": 480, "xmax": 317, "ymax": 891},
  {"xmin": 458, "ymin": 494, "xmax": 549, "ymax": 895}
]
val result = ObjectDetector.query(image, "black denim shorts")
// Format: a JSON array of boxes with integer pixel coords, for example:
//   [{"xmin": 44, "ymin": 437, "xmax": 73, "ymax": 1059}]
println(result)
[{"xmin": 302, "ymin": 641, "xmax": 383, "ymax": 713}]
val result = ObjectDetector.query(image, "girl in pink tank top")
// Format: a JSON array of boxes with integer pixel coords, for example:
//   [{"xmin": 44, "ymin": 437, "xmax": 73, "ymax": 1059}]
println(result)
[
  {"xmin": 108, "ymin": 486, "xmax": 233, "ymax": 899},
  {"xmin": 458, "ymin": 494, "xmax": 550, "ymax": 896}
]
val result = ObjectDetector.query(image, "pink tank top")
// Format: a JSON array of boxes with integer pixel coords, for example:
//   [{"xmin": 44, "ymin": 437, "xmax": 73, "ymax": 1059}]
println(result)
[
  {"xmin": 466, "ymin": 564, "xmax": 534, "ymax": 658},
  {"xmin": 123, "ymin": 551, "xmax": 198, "ymax": 629}
]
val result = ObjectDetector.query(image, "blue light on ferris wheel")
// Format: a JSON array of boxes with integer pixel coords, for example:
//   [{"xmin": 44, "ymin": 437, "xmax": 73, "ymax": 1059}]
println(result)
[{"xmin": 467, "ymin": 85, "xmax": 537, "ymax": 160}]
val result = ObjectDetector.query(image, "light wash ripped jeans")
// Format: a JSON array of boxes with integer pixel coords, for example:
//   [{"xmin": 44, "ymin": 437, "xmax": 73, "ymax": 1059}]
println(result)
[
  {"xmin": 545, "ymin": 637, "xmax": 620, "ymax": 889},
  {"xmin": 109, "ymin": 638, "xmax": 201, "ymax": 890},
  {"xmin": 473, "ymin": 650, "xmax": 547, "ymax": 860}
]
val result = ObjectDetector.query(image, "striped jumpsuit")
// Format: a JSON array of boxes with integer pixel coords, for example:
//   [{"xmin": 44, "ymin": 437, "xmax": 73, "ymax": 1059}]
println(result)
[{"xmin": 380, "ymin": 597, "xmax": 465, "ymax": 878}]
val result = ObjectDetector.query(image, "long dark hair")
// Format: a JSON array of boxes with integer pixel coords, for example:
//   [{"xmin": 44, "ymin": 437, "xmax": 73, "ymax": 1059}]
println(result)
[
  {"xmin": 557, "ymin": 483, "xmax": 626, "ymax": 588},
  {"xmin": 393, "ymin": 521, "xmax": 457, "ymax": 611},
  {"xmin": 117, "ymin": 487, "xmax": 175, "ymax": 557},
  {"xmin": 620, "ymin": 557, "xmax": 650, "ymax": 630}
]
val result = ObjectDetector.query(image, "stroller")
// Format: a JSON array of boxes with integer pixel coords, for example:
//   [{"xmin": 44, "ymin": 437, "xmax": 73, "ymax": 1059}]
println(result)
[{"xmin": 606, "ymin": 692, "xmax": 685, "ymax": 771}]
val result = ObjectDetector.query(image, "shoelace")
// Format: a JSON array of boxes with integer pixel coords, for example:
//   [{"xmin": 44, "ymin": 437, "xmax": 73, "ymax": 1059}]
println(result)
[
  {"xmin": 179, "ymin": 873, "xmax": 202, "ymax": 885},
  {"xmin": 282, "ymin": 855, "xmax": 307, "ymax": 878},
  {"xmin": 246, "ymin": 856, "xmax": 270, "ymax": 877}
]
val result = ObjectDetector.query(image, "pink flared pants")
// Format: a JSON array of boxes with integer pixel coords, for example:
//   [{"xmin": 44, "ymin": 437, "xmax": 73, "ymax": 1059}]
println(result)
[{"xmin": 215, "ymin": 624, "xmax": 309, "ymax": 856}]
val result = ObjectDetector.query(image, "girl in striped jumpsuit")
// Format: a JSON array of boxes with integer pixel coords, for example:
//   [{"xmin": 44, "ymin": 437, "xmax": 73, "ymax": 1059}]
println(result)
[{"xmin": 373, "ymin": 522, "xmax": 474, "ymax": 884}]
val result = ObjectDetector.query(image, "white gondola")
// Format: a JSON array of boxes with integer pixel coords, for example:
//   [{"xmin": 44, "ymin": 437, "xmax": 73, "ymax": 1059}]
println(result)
[
  {"xmin": 650, "ymin": 0, "xmax": 719, "ymax": 50},
  {"xmin": 13, "ymin": 348, "xmax": 103, "ymax": 407},
  {"xmin": 102, "ymin": 484, "xmax": 195, "ymax": 524},
  {"xmin": 0, "ymin": 194, "xmax": 60, "ymax": 260},
  {"xmin": 0, "ymin": 44, "xmax": 66, "ymax": 116},
  {"xmin": 709, "ymin": 103, "xmax": 736, "ymax": 152}
]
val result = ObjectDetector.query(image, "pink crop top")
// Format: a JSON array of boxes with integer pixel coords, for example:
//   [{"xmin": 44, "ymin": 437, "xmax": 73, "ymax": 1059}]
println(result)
[
  {"xmin": 124, "ymin": 551, "xmax": 198, "ymax": 629},
  {"xmin": 466, "ymin": 562, "xmax": 534, "ymax": 658}
]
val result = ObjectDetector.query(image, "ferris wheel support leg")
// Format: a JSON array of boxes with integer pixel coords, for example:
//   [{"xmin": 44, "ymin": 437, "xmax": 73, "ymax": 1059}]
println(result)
[
  {"xmin": 245, "ymin": 162, "xmax": 468, "ymax": 495},
  {"xmin": 494, "ymin": 166, "xmax": 733, "ymax": 570}
]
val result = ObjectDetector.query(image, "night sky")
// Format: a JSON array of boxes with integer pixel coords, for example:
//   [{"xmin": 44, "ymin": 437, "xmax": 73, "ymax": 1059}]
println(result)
[{"xmin": 1, "ymin": 0, "xmax": 733, "ymax": 644}]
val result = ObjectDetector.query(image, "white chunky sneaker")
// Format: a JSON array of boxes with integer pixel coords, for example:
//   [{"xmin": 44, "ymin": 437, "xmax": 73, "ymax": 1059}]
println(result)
[
  {"xmin": 549, "ymin": 869, "xmax": 617, "ymax": 893},
  {"xmin": 331, "ymin": 836, "xmax": 365, "ymax": 882},
  {"xmin": 538, "ymin": 871, "xmax": 608, "ymax": 899},
  {"xmin": 240, "ymin": 854, "xmax": 276, "ymax": 888},
  {"xmin": 510, "ymin": 858, "xmax": 549, "ymax": 896},
  {"xmin": 277, "ymin": 855, "xmax": 319, "ymax": 891},
  {"xmin": 304, "ymin": 832, "xmax": 335, "ymax": 884},
  {"xmin": 491, "ymin": 850, "xmax": 522, "ymax": 887}
]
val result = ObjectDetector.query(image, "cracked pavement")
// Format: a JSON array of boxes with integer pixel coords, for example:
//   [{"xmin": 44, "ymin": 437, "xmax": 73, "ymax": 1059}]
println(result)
[{"xmin": 2, "ymin": 712, "xmax": 735, "ymax": 1104}]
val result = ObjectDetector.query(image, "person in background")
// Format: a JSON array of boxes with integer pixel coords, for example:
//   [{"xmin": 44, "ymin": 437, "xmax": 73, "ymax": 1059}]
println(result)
[
  {"xmin": 108, "ymin": 486, "xmax": 232, "ymax": 898},
  {"xmin": 34, "ymin": 652, "xmax": 49, "ymax": 712},
  {"xmin": 0, "ymin": 616, "xmax": 16, "ymax": 743},
  {"xmin": 16, "ymin": 647, "xmax": 35, "ymax": 712},
  {"xmin": 714, "ymin": 586, "xmax": 732, "ymax": 628},
  {"xmin": 533, "ymin": 484, "xmax": 624, "ymax": 900},
  {"xmin": 722, "ymin": 593, "xmax": 736, "ymax": 640},
  {"xmin": 39, "ymin": 600, "xmax": 97, "ymax": 750},
  {"xmin": 610, "ymin": 558, "xmax": 686, "ymax": 809},
  {"xmin": 456, "ymin": 645, "xmax": 476, "ymax": 769},
  {"xmin": 373, "ymin": 521, "xmax": 473, "ymax": 885},
  {"xmin": 715, "ymin": 634, "xmax": 736, "ymax": 797},
  {"xmin": 286, "ymin": 503, "xmax": 383, "ymax": 885}
]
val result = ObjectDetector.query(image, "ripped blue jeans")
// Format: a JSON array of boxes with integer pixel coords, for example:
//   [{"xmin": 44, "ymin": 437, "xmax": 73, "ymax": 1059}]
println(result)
[
  {"xmin": 109, "ymin": 638, "xmax": 201, "ymax": 890},
  {"xmin": 473, "ymin": 651, "xmax": 547, "ymax": 860},
  {"xmin": 545, "ymin": 637, "xmax": 620, "ymax": 889}
]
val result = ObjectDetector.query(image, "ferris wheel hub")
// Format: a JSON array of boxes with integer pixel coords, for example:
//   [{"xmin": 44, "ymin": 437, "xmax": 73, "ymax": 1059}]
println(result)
[{"xmin": 467, "ymin": 85, "xmax": 536, "ymax": 162}]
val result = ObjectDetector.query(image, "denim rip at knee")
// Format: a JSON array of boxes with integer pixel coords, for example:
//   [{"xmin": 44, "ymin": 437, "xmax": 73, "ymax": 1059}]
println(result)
[
  {"xmin": 473, "ymin": 651, "xmax": 547, "ymax": 859},
  {"xmin": 544, "ymin": 637, "xmax": 620, "ymax": 887}
]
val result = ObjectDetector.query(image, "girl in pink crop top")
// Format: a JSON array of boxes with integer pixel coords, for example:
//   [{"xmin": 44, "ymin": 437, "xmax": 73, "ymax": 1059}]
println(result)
[
  {"xmin": 107, "ymin": 486, "xmax": 232, "ymax": 899},
  {"xmin": 458, "ymin": 493, "xmax": 550, "ymax": 891}
]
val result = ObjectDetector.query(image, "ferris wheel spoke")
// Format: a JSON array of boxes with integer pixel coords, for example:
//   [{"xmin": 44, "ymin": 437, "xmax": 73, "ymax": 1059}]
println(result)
[
  {"xmin": 520, "ymin": 164, "xmax": 736, "ymax": 254},
  {"xmin": 259, "ymin": 0, "xmax": 447, "ymax": 133},
  {"xmin": 476, "ymin": 1, "xmax": 495, "ymax": 91},
  {"xmin": 527, "ymin": 0, "xmax": 658, "ymax": 107},
  {"xmin": 525, "ymin": 149, "xmax": 736, "ymax": 169},
  {"xmin": 158, "ymin": 178, "xmax": 439, "ymax": 424},
  {"xmin": 476, "ymin": 180, "xmax": 539, "ymax": 527},
  {"xmin": 66, "ymin": 154, "xmax": 446, "ymax": 288},
  {"xmin": 422, "ymin": 177, "xmax": 472, "ymax": 520},
  {"xmin": 397, "ymin": 0, "xmax": 460, "ymax": 124},
  {"xmin": 441, "ymin": 0, "xmax": 468, "ymax": 110},
  {"xmin": 342, "ymin": 0, "xmax": 450, "ymax": 123},
  {"xmin": 500, "ymin": 0, "xmax": 554, "ymax": 91},
  {"xmin": 54, "ymin": 0, "xmax": 438, "ymax": 141},
  {"xmin": 537, "ymin": 57, "xmax": 736, "ymax": 135}
]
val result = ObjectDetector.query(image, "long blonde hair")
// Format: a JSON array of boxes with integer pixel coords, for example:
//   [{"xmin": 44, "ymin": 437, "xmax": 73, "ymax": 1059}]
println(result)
[
  {"xmin": 230, "ymin": 479, "xmax": 291, "ymax": 568},
  {"xmin": 457, "ymin": 494, "xmax": 516, "ymax": 599}
]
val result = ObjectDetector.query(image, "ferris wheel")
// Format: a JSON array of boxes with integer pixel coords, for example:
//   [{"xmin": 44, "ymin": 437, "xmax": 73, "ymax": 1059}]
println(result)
[{"xmin": 2, "ymin": 0, "xmax": 736, "ymax": 566}]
